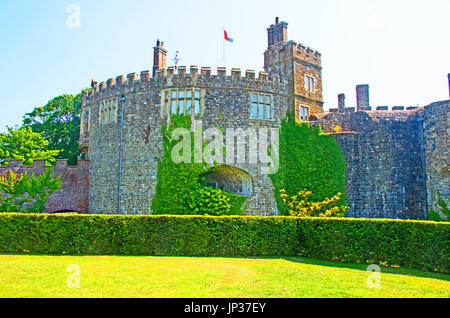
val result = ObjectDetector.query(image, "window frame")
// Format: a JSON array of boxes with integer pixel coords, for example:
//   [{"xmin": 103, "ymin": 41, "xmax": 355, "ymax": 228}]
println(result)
[
  {"xmin": 305, "ymin": 75, "xmax": 315, "ymax": 93},
  {"xmin": 164, "ymin": 88, "xmax": 202, "ymax": 117},
  {"xmin": 250, "ymin": 92, "xmax": 272, "ymax": 120}
]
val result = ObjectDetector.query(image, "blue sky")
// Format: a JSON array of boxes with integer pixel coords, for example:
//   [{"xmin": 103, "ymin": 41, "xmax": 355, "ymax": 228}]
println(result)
[{"xmin": 1, "ymin": 0, "xmax": 449, "ymax": 132}]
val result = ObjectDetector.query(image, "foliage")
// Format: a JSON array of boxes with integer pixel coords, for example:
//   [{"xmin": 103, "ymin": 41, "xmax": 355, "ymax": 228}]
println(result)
[
  {"xmin": 0, "ymin": 169, "xmax": 61, "ymax": 213},
  {"xmin": 270, "ymin": 113, "xmax": 347, "ymax": 215},
  {"xmin": 151, "ymin": 114, "xmax": 246, "ymax": 216},
  {"xmin": 0, "ymin": 126, "xmax": 60, "ymax": 166},
  {"xmin": 22, "ymin": 93, "xmax": 84, "ymax": 165},
  {"xmin": 429, "ymin": 191, "xmax": 449, "ymax": 222},
  {"xmin": 280, "ymin": 189, "xmax": 348, "ymax": 217},
  {"xmin": 0, "ymin": 214, "xmax": 448, "ymax": 273}
]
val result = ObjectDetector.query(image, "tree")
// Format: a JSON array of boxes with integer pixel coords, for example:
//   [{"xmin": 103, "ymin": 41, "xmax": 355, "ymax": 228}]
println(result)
[
  {"xmin": 22, "ymin": 93, "xmax": 83, "ymax": 165},
  {"xmin": 0, "ymin": 168, "xmax": 61, "ymax": 213},
  {"xmin": 0, "ymin": 126, "xmax": 60, "ymax": 166}
]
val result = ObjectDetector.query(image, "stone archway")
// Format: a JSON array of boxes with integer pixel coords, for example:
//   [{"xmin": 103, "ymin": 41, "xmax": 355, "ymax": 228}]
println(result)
[{"xmin": 204, "ymin": 165, "xmax": 253, "ymax": 197}]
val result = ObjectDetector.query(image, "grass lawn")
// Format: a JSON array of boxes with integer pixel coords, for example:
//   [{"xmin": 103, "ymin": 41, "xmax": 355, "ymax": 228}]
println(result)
[{"xmin": 0, "ymin": 254, "xmax": 448, "ymax": 298}]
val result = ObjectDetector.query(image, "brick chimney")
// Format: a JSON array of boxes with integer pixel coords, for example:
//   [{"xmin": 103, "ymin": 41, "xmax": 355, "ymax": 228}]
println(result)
[
  {"xmin": 267, "ymin": 17, "xmax": 288, "ymax": 46},
  {"xmin": 153, "ymin": 39, "xmax": 167, "ymax": 77},
  {"xmin": 356, "ymin": 84, "xmax": 370, "ymax": 111},
  {"xmin": 338, "ymin": 94, "xmax": 346, "ymax": 113}
]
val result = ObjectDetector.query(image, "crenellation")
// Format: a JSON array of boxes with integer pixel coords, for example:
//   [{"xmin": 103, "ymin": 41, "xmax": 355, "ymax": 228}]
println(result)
[
  {"xmin": 217, "ymin": 67, "xmax": 226, "ymax": 77},
  {"xmin": 127, "ymin": 72, "xmax": 139, "ymax": 83},
  {"xmin": 178, "ymin": 66, "xmax": 186, "ymax": 76},
  {"xmin": 140, "ymin": 70, "xmax": 150, "ymax": 81},
  {"xmin": 190, "ymin": 65, "xmax": 199, "ymax": 77},
  {"xmin": 258, "ymin": 71, "xmax": 268, "ymax": 81},
  {"xmin": 201, "ymin": 67, "xmax": 211, "ymax": 77},
  {"xmin": 106, "ymin": 78, "xmax": 115, "ymax": 88},
  {"xmin": 392, "ymin": 106, "xmax": 405, "ymax": 111},
  {"xmin": 116, "ymin": 75, "xmax": 125, "ymax": 85},
  {"xmin": 231, "ymin": 68, "xmax": 241, "ymax": 79},
  {"xmin": 245, "ymin": 70, "xmax": 255, "ymax": 80}
]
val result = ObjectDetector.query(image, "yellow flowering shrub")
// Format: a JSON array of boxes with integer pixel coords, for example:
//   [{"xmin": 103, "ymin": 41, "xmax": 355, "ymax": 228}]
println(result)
[{"xmin": 280, "ymin": 189, "xmax": 349, "ymax": 217}]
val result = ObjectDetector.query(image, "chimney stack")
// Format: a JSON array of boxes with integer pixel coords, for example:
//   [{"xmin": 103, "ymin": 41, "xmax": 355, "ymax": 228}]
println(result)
[
  {"xmin": 338, "ymin": 94, "xmax": 346, "ymax": 113},
  {"xmin": 356, "ymin": 84, "xmax": 370, "ymax": 111},
  {"xmin": 267, "ymin": 17, "xmax": 288, "ymax": 46},
  {"xmin": 153, "ymin": 39, "xmax": 168, "ymax": 77}
]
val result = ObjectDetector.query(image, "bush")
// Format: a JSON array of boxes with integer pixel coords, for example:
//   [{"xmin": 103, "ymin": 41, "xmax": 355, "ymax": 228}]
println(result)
[{"xmin": 0, "ymin": 214, "xmax": 448, "ymax": 273}]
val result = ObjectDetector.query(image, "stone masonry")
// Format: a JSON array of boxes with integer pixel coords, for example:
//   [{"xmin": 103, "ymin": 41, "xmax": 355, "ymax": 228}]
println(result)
[{"xmin": 5, "ymin": 18, "xmax": 448, "ymax": 220}]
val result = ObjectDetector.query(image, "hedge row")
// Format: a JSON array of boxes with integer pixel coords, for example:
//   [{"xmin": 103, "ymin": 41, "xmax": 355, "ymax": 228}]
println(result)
[{"xmin": 0, "ymin": 213, "xmax": 448, "ymax": 273}]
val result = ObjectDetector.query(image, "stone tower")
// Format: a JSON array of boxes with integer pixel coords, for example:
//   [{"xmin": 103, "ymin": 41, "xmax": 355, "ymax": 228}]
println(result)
[
  {"xmin": 264, "ymin": 17, "xmax": 324, "ymax": 120},
  {"xmin": 153, "ymin": 39, "xmax": 167, "ymax": 77}
]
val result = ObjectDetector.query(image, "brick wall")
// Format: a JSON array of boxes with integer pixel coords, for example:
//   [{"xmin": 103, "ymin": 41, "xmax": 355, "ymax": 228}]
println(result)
[{"xmin": 0, "ymin": 159, "xmax": 89, "ymax": 213}]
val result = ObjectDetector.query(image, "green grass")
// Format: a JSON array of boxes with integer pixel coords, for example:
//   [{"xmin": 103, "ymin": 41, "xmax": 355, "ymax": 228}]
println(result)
[{"xmin": 0, "ymin": 255, "xmax": 448, "ymax": 298}]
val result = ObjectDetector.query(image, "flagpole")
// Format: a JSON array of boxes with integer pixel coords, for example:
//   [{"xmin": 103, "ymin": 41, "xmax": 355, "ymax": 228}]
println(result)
[{"xmin": 222, "ymin": 26, "xmax": 225, "ymax": 67}]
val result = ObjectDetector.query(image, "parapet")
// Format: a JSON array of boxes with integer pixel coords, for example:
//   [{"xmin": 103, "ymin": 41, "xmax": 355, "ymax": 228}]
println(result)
[
  {"xmin": 0, "ymin": 159, "xmax": 89, "ymax": 172},
  {"xmin": 84, "ymin": 66, "xmax": 288, "ymax": 105},
  {"xmin": 294, "ymin": 42, "xmax": 322, "ymax": 66}
]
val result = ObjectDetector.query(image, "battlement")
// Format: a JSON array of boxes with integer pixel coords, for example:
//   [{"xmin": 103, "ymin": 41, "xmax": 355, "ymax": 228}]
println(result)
[
  {"xmin": 328, "ymin": 105, "xmax": 421, "ymax": 114},
  {"xmin": 293, "ymin": 42, "xmax": 322, "ymax": 66},
  {"xmin": 0, "ymin": 159, "xmax": 89, "ymax": 171},
  {"xmin": 83, "ymin": 66, "xmax": 287, "ymax": 106}
]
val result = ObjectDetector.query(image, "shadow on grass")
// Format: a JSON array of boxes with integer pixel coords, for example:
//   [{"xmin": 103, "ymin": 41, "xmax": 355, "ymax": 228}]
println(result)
[
  {"xmin": 282, "ymin": 256, "xmax": 450, "ymax": 282},
  {"xmin": 1, "ymin": 252, "xmax": 448, "ymax": 282}
]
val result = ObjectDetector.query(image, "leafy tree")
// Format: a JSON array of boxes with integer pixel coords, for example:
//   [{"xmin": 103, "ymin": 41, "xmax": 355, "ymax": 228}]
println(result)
[
  {"xmin": 22, "ymin": 93, "xmax": 83, "ymax": 165},
  {"xmin": 0, "ymin": 168, "xmax": 61, "ymax": 213},
  {"xmin": 0, "ymin": 126, "xmax": 60, "ymax": 166}
]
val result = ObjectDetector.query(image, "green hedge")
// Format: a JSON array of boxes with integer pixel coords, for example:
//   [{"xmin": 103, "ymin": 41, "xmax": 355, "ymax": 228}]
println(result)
[{"xmin": 0, "ymin": 213, "xmax": 448, "ymax": 273}]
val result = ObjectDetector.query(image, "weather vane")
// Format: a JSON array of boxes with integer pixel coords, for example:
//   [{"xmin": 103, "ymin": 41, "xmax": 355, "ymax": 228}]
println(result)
[{"xmin": 173, "ymin": 51, "xmax": 180, "ymax": 70}]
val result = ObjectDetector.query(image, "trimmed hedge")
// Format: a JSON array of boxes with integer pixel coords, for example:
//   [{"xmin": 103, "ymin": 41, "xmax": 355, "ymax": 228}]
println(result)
[{"xmin": 0, "ymin": 213, "xmax": 448, "ymax": 273}]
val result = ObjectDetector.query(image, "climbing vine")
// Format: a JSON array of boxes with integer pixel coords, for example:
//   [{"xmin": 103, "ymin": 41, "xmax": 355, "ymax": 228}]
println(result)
[
  {"xmin": 151, "ymin": 115, "xmax": 246, "ymax": 216},
  {"xmin": 270, "ymin": 112, "xmax": 347, "ymax": 216}
]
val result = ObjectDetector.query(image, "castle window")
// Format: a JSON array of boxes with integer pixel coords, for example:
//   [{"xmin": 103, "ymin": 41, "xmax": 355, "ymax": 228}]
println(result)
[
  {"xmin": 164, "ymin": 88, "xmax": 202, "ymax": 117},
  {"xmin": 98, "ymin": 99, "xmax": 118, "ymax": 126},
  {"xmin": 298, "ymin": 105, "xmax": 310, "ymax": 121},
  {"xmin": 250, "ymin": 93, "xmax": 272, "ymax": 120},
  {"xmin": 305, "ymin": 76, "xmax": 315, "ymax": 93}
]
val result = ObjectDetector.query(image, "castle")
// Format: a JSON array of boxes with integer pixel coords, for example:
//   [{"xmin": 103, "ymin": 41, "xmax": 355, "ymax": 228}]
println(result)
[{"xmin": 1, "ymin": 18, "xmax": 448, "ymax": 219}]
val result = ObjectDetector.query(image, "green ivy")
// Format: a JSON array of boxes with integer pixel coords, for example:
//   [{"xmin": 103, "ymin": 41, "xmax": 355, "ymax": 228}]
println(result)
[
  {"xmin": 429, "ymin": 191, "xmax": 449, "ymax": 222},
  {"xmin": 270, "ymin": 112, "xmax": 347, "ymax": 215},
  {"xmin": 151, "ymin": 115, "xmax": 246, "ymax": 216}
]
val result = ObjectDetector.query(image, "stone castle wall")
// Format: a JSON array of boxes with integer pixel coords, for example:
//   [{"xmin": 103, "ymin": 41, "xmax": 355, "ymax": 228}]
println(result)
[
  {"xmin": 81, "ymin": 67, "xmax": 289, "ymax": 215},
  {"xmin": 316, "ymin": 101, "xmax": 449, "ymax": 219},
  {"xmin": 422, "ymin": 101, "xmax": 450, "ymax": 214},
  {"xmin": 0, "ymin": 159, "xmax": 89, "ymax": 213}
]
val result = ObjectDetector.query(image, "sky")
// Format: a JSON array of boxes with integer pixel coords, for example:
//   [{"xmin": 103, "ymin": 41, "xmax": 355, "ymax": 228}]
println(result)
[{"xmin": 0, "ymin": 0, "xmax": 449, "ymax": 132}]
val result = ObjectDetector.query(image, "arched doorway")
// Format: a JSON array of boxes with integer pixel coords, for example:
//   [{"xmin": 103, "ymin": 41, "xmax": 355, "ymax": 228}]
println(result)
[{"xmin": 204, "ymin": 165, "xmax": 253, "ymax": 197}]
